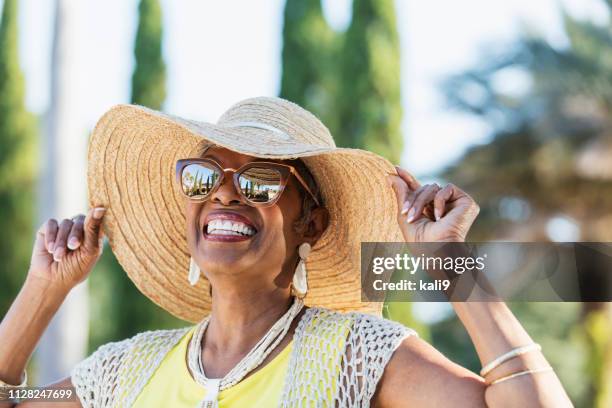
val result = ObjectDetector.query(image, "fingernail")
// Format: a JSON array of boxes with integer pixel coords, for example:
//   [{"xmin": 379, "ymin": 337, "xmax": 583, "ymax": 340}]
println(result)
[
  {"xmin": 435, "ymin": 209, "xmax": 441, "ymax": 221},
  {"xmin": 68, "ymin": 238, "xmax": 80, "ymax": 250},
  {"xmin": 93, "ymin": 207, "xmax": 106, "ymax": 219},
  {"xmin": 406, "ymin": 208, "xmax": 415, "ymax": 223},
  {"xmin": 48, "ymin": 241, "xmax": 55, "ymax": 253},
  {"xmin": 53, "ymin": 249, "xmax": 63, "ymax": 262},
  {"xmin": 401, "ymin": 202, "xmax": 410, "ymax": 215}
]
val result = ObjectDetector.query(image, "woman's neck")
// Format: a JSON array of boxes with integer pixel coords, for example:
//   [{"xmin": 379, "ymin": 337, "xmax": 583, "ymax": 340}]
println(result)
[{"xmin": 205, "ymin": 284, "xmax": 294, "ymax": 356}]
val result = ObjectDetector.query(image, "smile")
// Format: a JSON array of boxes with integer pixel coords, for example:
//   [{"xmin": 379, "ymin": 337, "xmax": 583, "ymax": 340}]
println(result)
[
  {"xmin": 202, "ymin": 211, "xmax": 258, "ymax": 242},
  {"xmin": 207, "ymin": 219, "xmax": 256, "ymax": 237}
]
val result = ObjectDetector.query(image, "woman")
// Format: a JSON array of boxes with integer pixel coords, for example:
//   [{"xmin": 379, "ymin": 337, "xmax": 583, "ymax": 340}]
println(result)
[{"xmin": 0, "ymin": 97, "xmax": 571, "ymax": 407}]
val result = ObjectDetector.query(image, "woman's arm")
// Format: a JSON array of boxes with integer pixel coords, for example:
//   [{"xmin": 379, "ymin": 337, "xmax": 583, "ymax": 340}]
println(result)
[
  {"xmin": 0, "ymin": 280, "xmax": 77, "ymax": 408},
  {"xmin": 0, "ymin": 276, "xmax": 70, "ymax": 386},
  {"xmin": 375, "ymin": 301, "xmax": 571, "ymax": 407},
  {"xmin": 454, "ymin": 300, "xmax": 571, "ymax": 406},
  {"xmin": 375, "ymin": 169, "xmax": 572, "ymax": 407},
  {"xmin": 0, "ymin": 208, "xmax": 106, "ymax": 408}
]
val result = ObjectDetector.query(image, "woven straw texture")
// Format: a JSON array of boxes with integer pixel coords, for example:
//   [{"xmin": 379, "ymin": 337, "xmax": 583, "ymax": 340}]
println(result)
[{"xmin": 87, "ymin": 97, "xmax": 404, "ymax": 323}]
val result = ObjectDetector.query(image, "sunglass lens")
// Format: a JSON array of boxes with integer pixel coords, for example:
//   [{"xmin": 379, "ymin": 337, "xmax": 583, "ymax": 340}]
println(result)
[
  {"xmin": 181, "ymin": 163, "xmax": 220, "ymax": 198},
  {"xmin": 238, "ymin": 166, "xmax": 283, "ymax": 203}
]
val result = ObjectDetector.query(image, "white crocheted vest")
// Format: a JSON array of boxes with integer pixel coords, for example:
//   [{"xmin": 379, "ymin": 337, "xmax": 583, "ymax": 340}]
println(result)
[{"xmin": 71, "ymin": 307, "xmax": 416, "ymax": 407}]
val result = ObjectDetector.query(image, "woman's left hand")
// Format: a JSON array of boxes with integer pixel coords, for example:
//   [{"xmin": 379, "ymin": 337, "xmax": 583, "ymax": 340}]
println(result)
[{"xmin": 388, "ymin": 166, "xmax": 480, "ymax": 242}]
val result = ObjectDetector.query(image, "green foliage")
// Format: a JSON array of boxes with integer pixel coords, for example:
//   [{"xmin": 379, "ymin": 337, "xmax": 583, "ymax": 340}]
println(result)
[
  {"xmin": 0, "ymin": 0, "xmax": 37, "ymax": 315},
  {"xmin": 280, "ymin": 0, "xmax": 404, "ymax": 163},
  {"xmin": 583, "ymin": 308, "xmax": 612, "ymax": 408},
  {"xmin": 131, "ymin": 0, "xmax": 166, "ymax": 109},
  {"xmin": 280, "ymin": 0, "xmax": 340, "ymax": 134},
  {"xmin": 337, "ymin": 0, "xmax": 403, "ymax": 164}
]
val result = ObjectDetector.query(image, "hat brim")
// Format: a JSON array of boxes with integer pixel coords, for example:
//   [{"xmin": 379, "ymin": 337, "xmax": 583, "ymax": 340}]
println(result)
[{"xmin": 88, "ymin": 104, "xmax": 403, "ymax": 323}]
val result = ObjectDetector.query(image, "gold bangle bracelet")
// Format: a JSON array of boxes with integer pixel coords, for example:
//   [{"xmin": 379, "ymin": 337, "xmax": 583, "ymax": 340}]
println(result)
[
  {"xmin": 480, "ymin": 343, "xmax": 541, "ymax": 377},
  {"xmin": 488, "ymin": 367, "xmax": 553, "ymax": 386},
  {"xmin": 0, "ymin": 371, "xmax": 27, "ymax": 388}
]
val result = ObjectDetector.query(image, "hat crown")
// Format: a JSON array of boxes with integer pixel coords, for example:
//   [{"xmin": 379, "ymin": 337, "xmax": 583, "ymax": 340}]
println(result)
[{"xmin": 217, "ymin": 97, "xmax": 336, "ymax": 148}]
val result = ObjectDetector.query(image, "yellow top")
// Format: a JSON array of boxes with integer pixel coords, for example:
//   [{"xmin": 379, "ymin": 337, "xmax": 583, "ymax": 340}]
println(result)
[{"xmin": 132, "ymin": 327, "xmax": 293, "ymax": 407}]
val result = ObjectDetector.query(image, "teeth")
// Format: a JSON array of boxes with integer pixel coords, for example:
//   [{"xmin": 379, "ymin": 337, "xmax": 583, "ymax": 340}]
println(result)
[
  {"xmin": 208, "ymin": 230, "xmax": 244, "ymax": 236},
  {"xmin": 206, "ymin": 219, "xmax": 256, "ymax": 236}
]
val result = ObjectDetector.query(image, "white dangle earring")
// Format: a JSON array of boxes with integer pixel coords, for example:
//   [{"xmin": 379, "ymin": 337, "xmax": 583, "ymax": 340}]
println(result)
[
  {"xmin": 292, "ymin": 243, "xmax": 311, "ymax": 298},
  {"xmin": 188, "ymin": 257, "xmax": 201, "ymax": 286}
]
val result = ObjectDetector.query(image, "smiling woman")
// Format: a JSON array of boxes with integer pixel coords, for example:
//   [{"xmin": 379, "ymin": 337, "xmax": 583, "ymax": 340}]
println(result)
[{"xmin": 0, "ymin": 97, "xmax": 572, "ymax": 408}]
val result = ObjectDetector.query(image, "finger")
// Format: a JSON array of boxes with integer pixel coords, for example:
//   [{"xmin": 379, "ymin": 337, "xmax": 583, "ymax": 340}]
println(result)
[
  {"xmin": 423, "ymin": 202, "xmax": 436, "ymax": 221},
  {"xmin": 433, "ymin": 184, "xmax": 454, "ymax": 221},
  {"xmin": 443, "ymin": 185, "xmax": 480, "ymax": 223},
  {"xmin": 407, "ymin": 184, "xmax": 441, "ymax": 223},
  {"xmin": 388, "ymin": 175, "xmax": 410, "ymax": 217},
  {"xmin": 83, "ymin": 207, "xmax": 106, "ymax": 251},
  {"xmin": 53, "ymin": 219, "xmax": 74, "ymax": 262},
  {"xmin": 395, "ymin": 166, "xmax": 421, "ymax": 191},
  {"xmin": 34, "ymin": 224, "xmax": 50, "ymax": 256},
  {"xmin": 44, "ymin": 219, "xmax": 59, "ymax": 253},
  {"xmin": 401, "ymin": 184, "xmax": 427, "ymax": 216},
  {"xmin": 67, "ymin": 215, "xmax": 86, "ymax": 250}
]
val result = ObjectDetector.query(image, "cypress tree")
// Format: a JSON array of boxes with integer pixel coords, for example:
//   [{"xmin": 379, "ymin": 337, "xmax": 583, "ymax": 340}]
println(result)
[
  {"xmin": 131, "ymin": 0, "xmax": 166, "ymax": 109},
  {"xmin": 337, "ymin": 0, "xmax": 403, "ymax": 164},
  {"xmin": 280, "ymin": 0, "xmax": 340, "ymax": 135},
  {"xmin": 0, "ymin": 0, "xmax": 37, "ymax": 314}
]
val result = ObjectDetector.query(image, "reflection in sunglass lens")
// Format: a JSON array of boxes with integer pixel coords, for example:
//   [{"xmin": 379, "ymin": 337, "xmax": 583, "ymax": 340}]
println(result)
[
  {"xmin": 181, "ymin": 163, "xmax": 220, "ymax": 198},
  {"xmin": 238, "ymin": 166, "xmax": 283, "ymax": 203}
]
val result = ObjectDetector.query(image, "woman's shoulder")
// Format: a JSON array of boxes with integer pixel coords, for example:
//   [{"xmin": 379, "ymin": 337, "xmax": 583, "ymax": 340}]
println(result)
[
  {"xmin": 83, "ymin": 326, "xmax": 192, "ymax": 360},
  {"xmin": 298, "ymin": 307, "xmax": 418, "ymax": 366},
  {"xmin": 70, "ymin": 326, "xmax": 193, "ymax": 407},
  {"xmin": 304, "ymin": 306, "xmax": 418, "ymax": 340},
  {"xmin": 283, "ymin": 308, "xmax": 419, "ymax": 405}
]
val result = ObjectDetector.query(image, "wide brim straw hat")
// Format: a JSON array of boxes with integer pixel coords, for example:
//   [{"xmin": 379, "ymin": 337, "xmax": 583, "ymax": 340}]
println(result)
[{"xmin": 87, "ymin": 96, "xmax": 403, "ymax": 323}]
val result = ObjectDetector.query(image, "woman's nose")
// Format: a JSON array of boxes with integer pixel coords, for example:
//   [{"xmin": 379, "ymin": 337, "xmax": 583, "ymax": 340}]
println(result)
[{"xmin": 210, "ymin": 175, "xmax": 243, "ymax": 206}]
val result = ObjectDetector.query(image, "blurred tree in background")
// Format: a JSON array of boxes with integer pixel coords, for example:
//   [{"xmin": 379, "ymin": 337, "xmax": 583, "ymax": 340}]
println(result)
[
  {"xmin": 0, "ymin": 0, "xmax": 36, "ymax": 314},
  {"xmin": 436, "ymin": 3, "xmax": 612, "ymax": 406},
  {"xmin": 89, "ymin": 0, "xmax": 182, "ymax": 351},
  {"xmin": 280, "ymin": 0, "xmax": 340, "ymax": 135},
  {"xmin": 131, "ymin": 0, "xmax": 166, "ymax": 110},
  {"xmin": 337, "ymin": 0, "xmax": 403, "ymax": 164},
  {"xmin": 280, "ymin": 0, "xmax": 403, "ymax": 161}
]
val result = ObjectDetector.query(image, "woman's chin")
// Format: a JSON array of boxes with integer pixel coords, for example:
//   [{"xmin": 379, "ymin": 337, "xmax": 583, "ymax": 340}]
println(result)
[{"xmin": 196, "ymin": 245, "xmax": 257, "ymax": 273}]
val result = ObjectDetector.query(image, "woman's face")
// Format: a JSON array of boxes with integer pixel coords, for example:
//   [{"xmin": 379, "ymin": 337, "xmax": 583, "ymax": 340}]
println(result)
[{"xmin": 185, "ymin": 146, "xmax": 328, "ymax": 290}]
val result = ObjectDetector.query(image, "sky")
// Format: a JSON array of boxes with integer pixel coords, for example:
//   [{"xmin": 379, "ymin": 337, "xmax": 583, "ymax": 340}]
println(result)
[{"xmin": 14, "ymin": 0, "xmax": 608, "ymax": 182}]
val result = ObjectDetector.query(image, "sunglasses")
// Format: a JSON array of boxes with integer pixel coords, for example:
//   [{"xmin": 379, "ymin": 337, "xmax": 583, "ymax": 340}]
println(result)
[{"xmin": 175, "ymin": 158, "xmax": 320, "ymax": 207}]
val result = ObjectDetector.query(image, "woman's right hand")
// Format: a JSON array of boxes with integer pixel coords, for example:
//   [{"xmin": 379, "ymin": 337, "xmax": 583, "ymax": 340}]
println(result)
[{"xmin": 28, "ymin": 207, "xmax": 106, "ymax": 292}]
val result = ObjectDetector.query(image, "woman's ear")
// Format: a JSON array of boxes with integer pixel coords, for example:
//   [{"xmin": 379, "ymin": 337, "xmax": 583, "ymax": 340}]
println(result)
[{"xmin": 303, "ymin": 207, "xmax": 330, "ymax": 245}]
